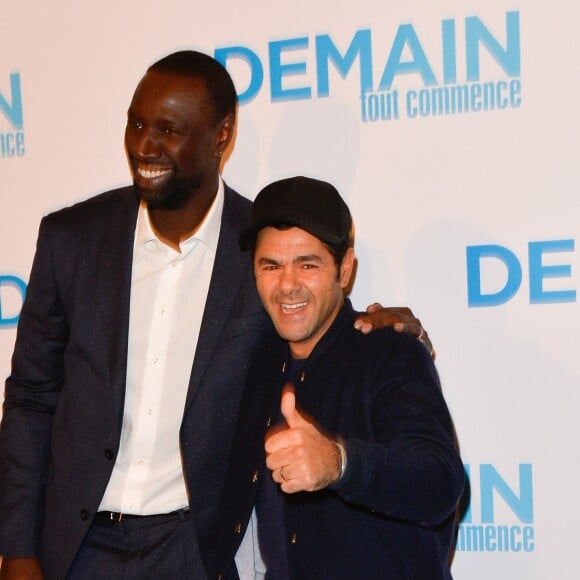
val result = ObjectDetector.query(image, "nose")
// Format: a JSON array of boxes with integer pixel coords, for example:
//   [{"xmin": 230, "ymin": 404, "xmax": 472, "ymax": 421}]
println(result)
[
  {"xmin": 278, "ymin": 266, "xmax": 300, "ymax": 294},
  {"xmin": 127, "ymin": 126, "xmax": 160, "ymax": 160}
]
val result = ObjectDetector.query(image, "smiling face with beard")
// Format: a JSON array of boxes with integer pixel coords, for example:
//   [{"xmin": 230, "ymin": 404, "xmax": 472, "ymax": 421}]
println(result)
[{"xmin": 124, "ymin": 70, "xmax": 226, "ymax": 211}]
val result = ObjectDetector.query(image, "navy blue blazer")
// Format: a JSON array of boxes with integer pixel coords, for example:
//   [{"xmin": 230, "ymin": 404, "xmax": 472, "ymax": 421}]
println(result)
[
  {"xmin": 214, "ymin": 300, "xmax": 464, "ymax": 580},
  {"xmin": 0, "ymin": 185, "xmax": 273, "ymax": 579}
]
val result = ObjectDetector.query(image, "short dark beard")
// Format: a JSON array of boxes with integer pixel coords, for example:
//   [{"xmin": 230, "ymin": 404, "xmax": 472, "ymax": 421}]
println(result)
[{"xmin": 136, "ymin": 175, "xmax": 203, "ymax": 211}]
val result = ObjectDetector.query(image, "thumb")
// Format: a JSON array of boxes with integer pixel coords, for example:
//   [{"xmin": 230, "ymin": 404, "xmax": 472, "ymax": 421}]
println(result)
[{"xmin": 280, "ymin": 383, "xmax": 304, "ymax": 428}]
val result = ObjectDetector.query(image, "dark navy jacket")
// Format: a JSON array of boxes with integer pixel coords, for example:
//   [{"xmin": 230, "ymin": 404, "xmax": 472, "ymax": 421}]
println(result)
[
  {"xmin": 0, "ymin": 185, "xmax": 273, "ymax": 579},
  {"xmin": 214, "ymin": 300, "xmax": 465, "ymax": 580}
]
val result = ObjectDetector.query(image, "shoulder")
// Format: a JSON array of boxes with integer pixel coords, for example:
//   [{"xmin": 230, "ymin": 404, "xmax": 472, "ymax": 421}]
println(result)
[
  {"xmin": 220, "ymin": 185, "xmax": 252, "ymax": 244},
  {"xmin": 43, "ymin": 186, "xmax": 137, "ymax": 229},
  {"xmin": 350, "ymin": 324, "xmax": 437, "ymax": 380},
  {"xmin": 358, "ymin": 324, "xmax": 425, "ymax": 352},
  {"xmin": 223, "ymin": 183, "xmax": 252, "ymax": 214},
  {"xmin": 36, "ymin": 186, "xmax": 137, "ymax": 253}
]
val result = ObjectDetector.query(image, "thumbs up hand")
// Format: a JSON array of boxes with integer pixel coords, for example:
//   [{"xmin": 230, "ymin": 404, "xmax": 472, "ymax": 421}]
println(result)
[
  {"xmin": 265, "ymin": 384, "xmax": 342, "ymax": 494},
  {"xmin": 280, "ymin": 385, "xmax": 304, "ymax": 429}
]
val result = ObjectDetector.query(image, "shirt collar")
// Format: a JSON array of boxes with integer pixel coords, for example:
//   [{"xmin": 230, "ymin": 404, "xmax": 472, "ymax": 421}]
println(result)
[{"xmin": 135, "ymin": 179, "xmax": 224, "ymax": 253}]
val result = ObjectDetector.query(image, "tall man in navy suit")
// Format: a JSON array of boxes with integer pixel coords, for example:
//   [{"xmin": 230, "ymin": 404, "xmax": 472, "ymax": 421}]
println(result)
[
  {"xmin": 0, "ymin": 52, "xmax": 432, "ymax": 579},
  {"xmin": 214, "ymin": 176, "xmax": 464, "ymax": 579}
]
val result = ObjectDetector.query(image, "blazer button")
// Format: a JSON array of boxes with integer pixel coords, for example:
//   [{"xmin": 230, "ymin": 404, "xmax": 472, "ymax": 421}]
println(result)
[
  {"xmin": 80, "ymin": 509, "xmax": 90, "ymax": 521},
  {"xmin": 290, "ymin": 532, "xmax": 297, "ymax": 544},
  {"xmin": 234, "ymin": 522, "xmax": 242, "ymax": 535},
  {"xmin": 104, "ymin": 449, "xmax": 115, "ymax": 460},
  {"xmin": 266, "ymin": 416, "xmax": 272, "ymax": 428},
  {"xmin": 251, "ymin": 469, "xmax": 259, "ymax": 483}
]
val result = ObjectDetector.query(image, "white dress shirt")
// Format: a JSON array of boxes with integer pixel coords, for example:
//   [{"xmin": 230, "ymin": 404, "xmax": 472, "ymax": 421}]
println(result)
[{"xmin": 99, "ymin": 182, "xmax": 224, "ymax": 515}]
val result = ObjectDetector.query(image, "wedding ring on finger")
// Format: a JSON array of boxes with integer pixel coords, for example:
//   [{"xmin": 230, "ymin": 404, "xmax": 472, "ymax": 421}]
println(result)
[{"xmin": 280, "ymin": 466, "xmax": 288, "ymax": 481}]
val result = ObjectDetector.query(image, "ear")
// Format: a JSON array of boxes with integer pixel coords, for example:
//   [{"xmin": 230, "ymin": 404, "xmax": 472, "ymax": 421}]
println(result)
[
  {"xmin": 214, "ymin": 112, "xmax": 235, "ymax": 158},
  {"xmin": 339, "ymin": 247, "xmax": 355, "ymax": 289}
]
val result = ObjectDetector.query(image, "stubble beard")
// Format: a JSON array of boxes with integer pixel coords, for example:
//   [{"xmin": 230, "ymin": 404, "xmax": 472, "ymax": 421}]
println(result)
[{"xmin": 136, "ymin": 175, "xmax": 203, "ymax": 211}]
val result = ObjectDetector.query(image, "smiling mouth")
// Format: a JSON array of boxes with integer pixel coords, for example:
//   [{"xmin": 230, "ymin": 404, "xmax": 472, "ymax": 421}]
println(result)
[
  {"xmin": 136, "ymin": 165, "xmax": 172, "ymax": 179},
  {"xmin": 281, "ymin": 301, "xmax": 308, "ymax": 313}
]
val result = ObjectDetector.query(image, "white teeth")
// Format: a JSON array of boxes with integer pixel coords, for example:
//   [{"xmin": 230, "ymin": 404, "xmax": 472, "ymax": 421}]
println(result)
[
  {"xmin": 281, "ymin": 302, "xmax": 307, "ymax": 310},
  {"xmin": 137, "ymin": 167, "xmax": 170, "ymax": 179}
]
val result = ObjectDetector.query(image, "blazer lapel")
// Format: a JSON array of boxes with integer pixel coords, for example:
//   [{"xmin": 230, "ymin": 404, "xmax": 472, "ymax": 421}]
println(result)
[
  {"xmin": 184, "ymin": 187, "xmax": 250, "ymax": 410},
  {"xmin": 94, "ymin": 188, "xmax": 139, "ymax": 422}
]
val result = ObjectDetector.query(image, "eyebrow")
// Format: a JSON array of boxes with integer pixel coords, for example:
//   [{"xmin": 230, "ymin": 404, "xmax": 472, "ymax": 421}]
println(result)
[
  {"xmin": 294, "ymin": 254, "xmax": 323, "ymax": 264},
  {"xmin": 256, "ymin": 254, "xmax": 324, "ymax": 266}
]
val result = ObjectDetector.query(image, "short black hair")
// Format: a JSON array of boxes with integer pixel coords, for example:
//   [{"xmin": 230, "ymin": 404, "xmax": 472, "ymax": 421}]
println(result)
[
  {"xmin": 323, "ymin": 238, "xmax": 352, "ymax": 268},
  {"xmin": 148, "ymin": 50, "xmax": 237, "ymax": 124}
]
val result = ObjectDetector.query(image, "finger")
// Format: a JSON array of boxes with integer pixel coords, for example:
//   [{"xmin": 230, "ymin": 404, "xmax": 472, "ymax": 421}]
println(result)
[
  {"xmin": 271, "ymin": 465, "xmax": 302, "ymax": 493},
  {"xmin": 365, "ymin": 302, "xmax": 383, "ymax": 313},
  {"xmin": 393, "ymin": 323, "xmax": 436, "ymax": 359},
  {"xmin": 264, "ymin": 429, "xmax": 296, "ymax": 455},
  {"xmin": 423, "ymin": 334, "xmax": 435, "ymax": 359},
  {"xmin": 280, "ymin": 384, "xmax": 303, "ymax": 428},
  {"xmin": 280, "ymin": 480, "xmax": 302, "ymax": 494},
  {"xmin": 278, "ymin": 465, "xmax": 292, "ymax": 483},
  {"xmin": 264, "ymin": 440, "xmax": 294, "ymax": 466},
  {"xmin": 353, "ymin": 320, "xmax": 373, "ymax": 334}
]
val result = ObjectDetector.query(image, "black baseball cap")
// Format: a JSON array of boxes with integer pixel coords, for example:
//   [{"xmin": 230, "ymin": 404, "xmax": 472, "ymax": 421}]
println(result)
[{"xmin": 240, "ymin": 176, "xmax": 352, "ymax": 250}]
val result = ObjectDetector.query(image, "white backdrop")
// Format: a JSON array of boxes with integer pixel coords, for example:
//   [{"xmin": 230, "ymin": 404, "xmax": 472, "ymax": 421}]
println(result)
[{"xmin": 1, "ymin": 1, "xmax": 578, "ymax": 577}]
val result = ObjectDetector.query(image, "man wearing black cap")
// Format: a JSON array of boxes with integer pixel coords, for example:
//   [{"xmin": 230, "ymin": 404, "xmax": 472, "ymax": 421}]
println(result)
[
  {"xmin": 213, "ymin": 176, "xmax": 465, "ymax": 580},
  {"xmin": 0, "ymin": 50, "xmax": 433, "ymax": 579}
]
